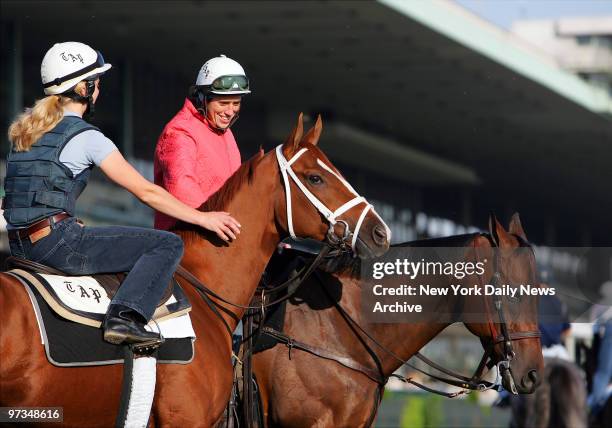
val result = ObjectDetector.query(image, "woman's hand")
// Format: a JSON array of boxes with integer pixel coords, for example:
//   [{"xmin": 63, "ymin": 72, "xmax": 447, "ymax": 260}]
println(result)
[{"xmin": 198, "ymin": 211, "xmax": 241, "ymax": 241}]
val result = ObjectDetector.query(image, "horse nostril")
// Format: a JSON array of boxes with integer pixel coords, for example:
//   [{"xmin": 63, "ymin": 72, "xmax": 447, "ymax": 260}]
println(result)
[
  {"xmin": 521, "ymin": 370, "xmax": 539, "ymax": 392},
  {"xmin": 372, "ymin": 225, "xmax": 388, "ymax": 246}
]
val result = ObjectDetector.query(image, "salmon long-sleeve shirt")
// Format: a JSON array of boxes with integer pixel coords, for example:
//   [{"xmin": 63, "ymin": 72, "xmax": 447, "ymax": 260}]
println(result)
[{"xmin": 154, "ymin": 99, "xmax": 241, "ymax": 230}]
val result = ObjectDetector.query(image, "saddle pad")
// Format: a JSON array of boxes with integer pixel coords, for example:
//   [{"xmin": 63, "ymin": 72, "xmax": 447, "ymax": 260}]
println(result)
[
  {"xmin": 9, "ymin": 273, "xmax": 196, "ymax": 367},
  {"xmin": 8, "ymin": 269, "xmax": 191, "ymax": 328}
]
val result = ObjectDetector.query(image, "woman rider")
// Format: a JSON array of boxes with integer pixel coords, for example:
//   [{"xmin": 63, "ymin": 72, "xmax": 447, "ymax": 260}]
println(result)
[{"xmin": 2, "ymin": 42, "xmax": 241, "ymax": 347}]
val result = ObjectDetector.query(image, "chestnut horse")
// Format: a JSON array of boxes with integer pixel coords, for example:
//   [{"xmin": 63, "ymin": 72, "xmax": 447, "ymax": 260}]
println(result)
[
  {"xmin": 253, "ymin": 214, "xmax": 544, "ymax": 427},
  {"xmin": 0, "ymin": 114, "xmax": 390, "ymax": 427}
]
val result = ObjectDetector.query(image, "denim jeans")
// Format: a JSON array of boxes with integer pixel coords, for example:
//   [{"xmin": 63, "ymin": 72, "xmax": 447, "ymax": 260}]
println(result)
[{"xmin": 9, "ymin": 217, "xmax": 184, "ymax": 321}]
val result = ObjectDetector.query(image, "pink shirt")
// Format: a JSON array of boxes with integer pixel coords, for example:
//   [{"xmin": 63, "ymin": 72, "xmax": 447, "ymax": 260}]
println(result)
[{"xmin": 154, "ymin": 99, "xmax": 241, "ymax": 230}]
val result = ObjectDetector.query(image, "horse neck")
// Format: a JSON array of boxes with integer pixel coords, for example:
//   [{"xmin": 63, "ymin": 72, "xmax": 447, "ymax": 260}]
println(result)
[
  {"xmin": 179, "ymin": 154, "xmax": 282, "ymax": 328},
  {"xmin": 333, "ymin": 274, "xmax": 456, "ymax": 378}
]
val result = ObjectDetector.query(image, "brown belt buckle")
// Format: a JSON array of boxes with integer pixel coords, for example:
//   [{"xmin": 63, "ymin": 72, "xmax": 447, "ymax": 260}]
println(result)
[{"xmin": 29, "ymin": 226, "xmax": 51, "ymax": 244}]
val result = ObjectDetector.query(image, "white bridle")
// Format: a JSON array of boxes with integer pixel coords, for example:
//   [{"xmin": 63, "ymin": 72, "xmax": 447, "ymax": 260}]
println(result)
[{"xmin": 275, "ymin": 145, "xmax": 390, "ymax": 252}]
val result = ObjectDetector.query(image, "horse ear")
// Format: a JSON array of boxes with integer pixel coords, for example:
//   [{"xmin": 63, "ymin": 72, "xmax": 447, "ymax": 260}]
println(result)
[
  {"xmin": 302, "ymin": 114, "xmax": 323, "ymax": 146},
  {"xmin": 488, "ymin": 212, "xmax": 497, "ymax": 245},
  {"xmin": 283, "ymin": 112, "xmax": 304, "ymax": 155},
  {"xmin": 509, "ymin": 212, "xmax": 528, "ymax": 241},
  {"xmin": 489, "ymin": 212, "xmax": 514, "ymax": 248}
]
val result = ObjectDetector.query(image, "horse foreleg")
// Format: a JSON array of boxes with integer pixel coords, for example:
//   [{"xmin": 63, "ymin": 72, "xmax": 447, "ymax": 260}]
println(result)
[
  {"xmin": 0, "ymin": 274, "xmax": 124, "ymax": 427},
  {"xmin": 252, "ymin": 352, "xmax": 274, "ymax": 427},
  {"xmin": 152, "ymin": 335, "xmax": 234, "ymax": 427},
  {"xmin": 0, "ymin": 274, "xmax": 47, "ymax": 404}
]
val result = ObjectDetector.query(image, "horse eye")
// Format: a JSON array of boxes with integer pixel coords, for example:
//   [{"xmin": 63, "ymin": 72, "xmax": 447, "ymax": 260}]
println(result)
[{"xmin": 307, "ymin": 174, "xmax": 323, "ymax": 185}]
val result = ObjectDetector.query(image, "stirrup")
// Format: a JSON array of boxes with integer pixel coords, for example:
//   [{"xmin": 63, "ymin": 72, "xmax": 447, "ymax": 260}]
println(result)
[{"xmin": 130, "ymin": 338, "xmax": 164, "ymax": 354}]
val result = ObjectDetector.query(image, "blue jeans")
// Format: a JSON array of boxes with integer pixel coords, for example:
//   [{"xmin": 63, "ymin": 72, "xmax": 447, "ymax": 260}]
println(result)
[{"xmin": 9, "ymin": 217, "xmax": 184, "ymax": 321}]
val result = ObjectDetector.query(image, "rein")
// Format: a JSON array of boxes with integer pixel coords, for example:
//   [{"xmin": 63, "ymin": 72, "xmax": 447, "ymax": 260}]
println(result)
[
  {"xmin": 175, "ymin": 244, "xmax": 333, "ymax": 337},
  {"xmin": 259, "ymin": 270, "xmax": 483, "ymax": 398},
  {"xmin": 260, "ymin": 326, "xmax": 384, "ymax": 384}
]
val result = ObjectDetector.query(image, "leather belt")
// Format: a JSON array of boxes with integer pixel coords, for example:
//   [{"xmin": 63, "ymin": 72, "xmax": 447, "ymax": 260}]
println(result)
[{"xmin": 8, "ymin": 213, "xmax": 71, "ymax": 241}]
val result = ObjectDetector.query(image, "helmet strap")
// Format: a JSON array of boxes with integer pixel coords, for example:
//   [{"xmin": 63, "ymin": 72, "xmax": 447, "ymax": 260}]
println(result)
[
  {"xmin": 64, "ymin": 79, "xmax": 96, "ymax": 120},
  {"xmin": 192, "ymin": 87, "xmax": 211, "ymax": 119},
  {"xmin": 226, "ymin": 111, "xmax": 240, "ymax": 129},
  {"xmin": 83, "ymin": 79, "xmax": 96, "ymax": 120}
]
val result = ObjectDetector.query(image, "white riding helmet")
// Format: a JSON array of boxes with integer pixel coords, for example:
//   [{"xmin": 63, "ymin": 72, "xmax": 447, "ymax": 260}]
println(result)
[
  {"xmin": 41, "ymin": 42, "xmax": 112, "ymax": 95},
  {"xmin": 195, "ymin": 54, "xmax": 251, "ymax": 95}
]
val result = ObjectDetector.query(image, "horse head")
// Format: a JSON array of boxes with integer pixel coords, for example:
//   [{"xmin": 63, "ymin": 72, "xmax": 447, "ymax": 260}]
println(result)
[
  {"xmin": 464, "ymin": 213, "xmax": 544, "ymax": 394},
  {"xmin": 274, "ymin": 113, "xmax": 390, "ymax": 259}
]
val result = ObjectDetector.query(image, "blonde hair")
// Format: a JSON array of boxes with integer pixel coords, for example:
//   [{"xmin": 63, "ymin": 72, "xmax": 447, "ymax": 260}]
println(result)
[{"xmin": 8, "ymin": 81, "xmax": 87, "ymax": 152}]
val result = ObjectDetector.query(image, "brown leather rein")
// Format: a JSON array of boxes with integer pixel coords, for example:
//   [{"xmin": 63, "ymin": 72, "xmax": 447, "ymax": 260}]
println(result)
[{"xmin": 174, "ymin": 243, "xmax": 335, "ymax": 337}]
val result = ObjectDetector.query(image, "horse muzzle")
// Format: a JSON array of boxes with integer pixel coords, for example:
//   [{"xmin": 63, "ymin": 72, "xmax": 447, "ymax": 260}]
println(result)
[
  {"xmin": 372, "ymin": 224, "xmax": 389, "ymax": 247},
  {"xmin": 501, "ymin": 364, "xmax": 539, "ymax": 394},
  {"xmin": 348, "ymin": 219, "xmax": 389, "ymax": 259}
]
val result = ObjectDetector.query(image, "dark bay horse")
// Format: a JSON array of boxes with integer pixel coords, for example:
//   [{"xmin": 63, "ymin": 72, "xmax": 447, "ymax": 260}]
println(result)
[
  {"xmin": 0, "ymin": 114, "xmax": 390, "ymax": 427},
  {"xmin": 509, "ymin": 357, "xmax": 587, "ymax": 428},
  {"xmin": 253, "ymin": 214, "xmax": 544, "ymax": 427}
]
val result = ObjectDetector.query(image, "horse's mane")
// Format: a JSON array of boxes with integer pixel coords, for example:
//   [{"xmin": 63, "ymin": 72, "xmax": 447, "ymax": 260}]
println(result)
[
  {"xmin": 200, "ymin": 148, "xmax": 265, "ymax": 212},
  {"xmin": 393, "ymin": 233, "xmax": 485, "ymax": 248},
  {"xmin": 173, "ymin": 149, "xmax": 265, "ymax": 239},
  {"xmin": 319, "ymin": 252, "xmax": 362, "ymax": 278}
]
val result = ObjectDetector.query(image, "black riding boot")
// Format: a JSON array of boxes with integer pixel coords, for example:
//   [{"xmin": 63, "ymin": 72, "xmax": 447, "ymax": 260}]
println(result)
[{"xmin": 103, "ymin": 304, "xmax": 162, "ymax": 346}]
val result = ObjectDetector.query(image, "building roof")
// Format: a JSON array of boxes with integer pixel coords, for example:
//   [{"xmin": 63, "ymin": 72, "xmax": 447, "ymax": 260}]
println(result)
[{"xmin": 2, "ymin": 0, "xmax": 612, "ymax": 243}]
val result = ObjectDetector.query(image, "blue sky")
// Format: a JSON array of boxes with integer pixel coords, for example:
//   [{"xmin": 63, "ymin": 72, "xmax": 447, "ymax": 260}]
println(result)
[{"xmin": 454, "ymin": 0, "xmax": 612, "ymax": 29}]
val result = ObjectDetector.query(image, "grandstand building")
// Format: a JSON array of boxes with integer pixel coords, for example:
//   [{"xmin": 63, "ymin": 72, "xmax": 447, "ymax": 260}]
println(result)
[{"xmin": 2, "ymin": 0, "xmax": 612, "ymax": 259}]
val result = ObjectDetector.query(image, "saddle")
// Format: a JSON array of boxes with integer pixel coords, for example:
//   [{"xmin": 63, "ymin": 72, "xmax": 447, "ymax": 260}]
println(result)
[
  {"xmin": 3, "ymin": 257, "xmax": 196, "ymax": 368},
  {"xmin": 4, "ymin": 256, "xmax": 189, "ymax": 328}
]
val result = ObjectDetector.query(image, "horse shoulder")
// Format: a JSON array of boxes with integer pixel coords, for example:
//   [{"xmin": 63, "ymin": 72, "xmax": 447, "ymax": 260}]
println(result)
[
  {"xmin": 0, "ymin": 273, "xmax": 43, "ymax": 374},
  {"xmin": 154, "ymin": 309, "xmax": 234, "ymax": 426}
]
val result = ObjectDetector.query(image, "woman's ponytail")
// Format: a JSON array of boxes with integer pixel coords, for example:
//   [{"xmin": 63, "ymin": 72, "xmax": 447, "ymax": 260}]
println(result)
[{"xmin": 8, "ymin": 95, "xmax": 67, "ymax": 152}]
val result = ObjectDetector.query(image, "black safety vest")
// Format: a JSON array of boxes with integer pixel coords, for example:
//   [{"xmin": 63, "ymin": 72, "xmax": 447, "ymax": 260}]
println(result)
[{"xmin": 2, "ymin": 116, "xmax": 98, "ymax": 227}]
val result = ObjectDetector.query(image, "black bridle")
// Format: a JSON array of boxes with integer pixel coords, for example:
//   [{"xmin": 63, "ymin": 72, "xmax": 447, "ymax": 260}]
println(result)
[{"xmin": 472, "ymin": 233, "xmax": 541, "ymax": 394}]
